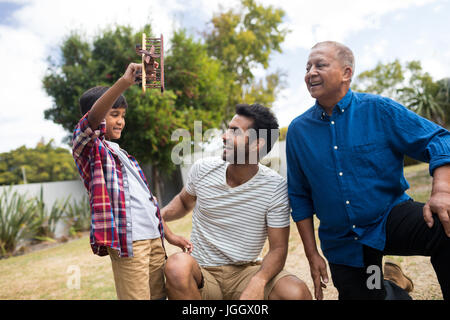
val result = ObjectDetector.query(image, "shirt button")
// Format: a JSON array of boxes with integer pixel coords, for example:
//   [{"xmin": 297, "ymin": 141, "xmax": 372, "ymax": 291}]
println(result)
[
  {"xmin": 331, "ymin": 121, "xmax": 335, "ymax": 125},
  {"xmin": 346, "ymin": 200, "xmax": 350, "ymax": 205},
  {"xmin": 352, "ymin": 225, "xmax": 356, "ymax": 229},
  {"xmin": 334, "ymin": 146, "xmax": 338, "ymax": 150},
  {"xmin": 342, "ymin": 109, "xmax": 345, "ymax": 113},
  {"xmin": 354, "ymin": 236, "xmax": 358, "ymax": 240},
  {"xmin": 339, "ymin": 172, "xmax": 343, "ymax": 176},
  {"xmin": 127, "ymin": 223, "xmax": 131, "ymax": 227}
]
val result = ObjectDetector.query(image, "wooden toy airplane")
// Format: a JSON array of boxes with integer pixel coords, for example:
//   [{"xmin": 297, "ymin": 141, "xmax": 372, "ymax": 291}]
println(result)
[{"xmin": 135, "ymin": 33, "xmax": 164, "ymax": 93}]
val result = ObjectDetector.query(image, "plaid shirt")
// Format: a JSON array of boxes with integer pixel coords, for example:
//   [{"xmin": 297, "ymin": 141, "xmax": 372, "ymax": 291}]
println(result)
[{"xmin": 72, "ymin": 112, "xmax": 164, "ymax": 257}]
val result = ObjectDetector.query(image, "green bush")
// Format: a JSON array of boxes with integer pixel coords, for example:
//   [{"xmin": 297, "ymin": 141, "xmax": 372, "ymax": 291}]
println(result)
[
  {"xmin": 64, "ymin": 196, "xmax": 91, "ymax": 235},
  {"xmin": 0, "ymin": 188, "xmax": 37, "ymax": 257},
  {"xmin": 0, "ymin": 186, "xmax": 92, "ymax": 258},
  {"xmin": 32, "ymin": 187, "xmax": 70, "ymax": 241}
]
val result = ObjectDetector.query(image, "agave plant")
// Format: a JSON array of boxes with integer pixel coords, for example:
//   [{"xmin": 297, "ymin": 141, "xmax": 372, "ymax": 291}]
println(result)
[
  {"xmin": 0, "ymin": 187, "xmax": 37, "ymax": 257},
  {"xmin": 399, "ymin": 86, "xmax": 446, "ymax": 126},
  {"xmin": 32, "ymin": 187, "xmax": 71, "ymax": 241},
  {"xmin": 63, "ymin": 196, "xmax": 91, "ymax": 235}
]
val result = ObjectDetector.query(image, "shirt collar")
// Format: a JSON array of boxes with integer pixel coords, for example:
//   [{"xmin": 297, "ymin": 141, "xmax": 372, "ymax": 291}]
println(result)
[
  {"xmin": 313, "ymin": 89, "xmax": 353, "ymax": 119},
  {"xmin": 336, "ymin": 88, "xmax": 353, "ymax": 112}
]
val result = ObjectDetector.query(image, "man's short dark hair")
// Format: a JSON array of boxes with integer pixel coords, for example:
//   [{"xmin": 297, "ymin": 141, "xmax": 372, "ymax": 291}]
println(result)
[
  {"xmin": 79, "ymin": 86, "xmax": 128, "ymax": 116},
  {"xmin": 235, "ymin": 103, "xmax": 279, "ymax": 155}
]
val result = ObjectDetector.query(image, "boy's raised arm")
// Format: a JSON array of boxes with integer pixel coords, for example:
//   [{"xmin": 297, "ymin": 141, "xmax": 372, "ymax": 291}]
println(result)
[{"xmin": 88, "ymin": 63, "xmax": 141, "ymax": 129}]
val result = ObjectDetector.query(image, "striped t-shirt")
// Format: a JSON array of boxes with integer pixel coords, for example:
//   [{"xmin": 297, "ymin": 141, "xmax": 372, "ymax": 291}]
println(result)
[{"xmin": 185, "ymin": 157, "xmax": 291, "ymax": 267}]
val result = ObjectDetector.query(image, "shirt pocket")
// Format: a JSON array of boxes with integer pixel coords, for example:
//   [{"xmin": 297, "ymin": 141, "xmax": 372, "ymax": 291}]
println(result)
[{"xmin": 348, "ymin": 143, "xmax": 388, "ymax": 178}]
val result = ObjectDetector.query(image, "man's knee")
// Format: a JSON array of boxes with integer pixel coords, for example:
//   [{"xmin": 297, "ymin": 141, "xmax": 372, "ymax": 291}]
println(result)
[
  {"xmin": 290, "ymin": 278, "xmax": 312, "ymax": 300},
  {"xmin": 270, "ymin": 275, "xmax": 312, "ymax": 300},
  {"xmin": 164, "ymin": 252, "xmax": 196, "ymax": 286}
]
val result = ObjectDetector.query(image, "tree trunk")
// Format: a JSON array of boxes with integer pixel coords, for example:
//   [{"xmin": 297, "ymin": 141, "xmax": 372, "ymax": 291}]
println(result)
[{"xmin": 152, "ymin": 165, "xmax": 162, "ymax": 205}]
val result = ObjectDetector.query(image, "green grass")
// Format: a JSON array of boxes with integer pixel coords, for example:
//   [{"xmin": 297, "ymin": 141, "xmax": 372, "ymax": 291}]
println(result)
[{"xmin": 0, "ymin": 163, "xmax": 438, "ymax": 299}]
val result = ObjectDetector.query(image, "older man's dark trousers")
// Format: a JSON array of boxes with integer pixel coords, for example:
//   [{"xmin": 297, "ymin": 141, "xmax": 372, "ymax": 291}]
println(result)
[{"xmin": 328, "ymin": 200, "xmax": 450, "ymax": 300}]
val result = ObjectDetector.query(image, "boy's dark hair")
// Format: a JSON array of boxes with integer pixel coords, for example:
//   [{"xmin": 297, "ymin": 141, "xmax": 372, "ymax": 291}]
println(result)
[
  {"xmin": 235, "ymin": 103, "xmax": 279, "ymax": 155},
  {"xmin": 79, "ymin": 86, "xmax": 128, "ymax": 116}
]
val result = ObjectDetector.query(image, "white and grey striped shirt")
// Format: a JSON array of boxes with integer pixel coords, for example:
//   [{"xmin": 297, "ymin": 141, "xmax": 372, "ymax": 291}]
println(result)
[{"xmin": 185, "ymin": 157, "xmax": 291, "ymax": 267}]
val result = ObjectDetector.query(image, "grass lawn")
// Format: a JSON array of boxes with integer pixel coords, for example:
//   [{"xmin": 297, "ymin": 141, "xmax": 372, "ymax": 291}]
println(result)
[{"xmin": 0, "ymin": 162, "xmax": 442, "ymax": 299}]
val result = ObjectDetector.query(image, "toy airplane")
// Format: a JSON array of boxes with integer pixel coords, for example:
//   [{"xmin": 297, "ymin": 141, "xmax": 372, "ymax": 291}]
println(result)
[{"xmin": 135, "ymin": 33, "xmax": 164, "ymax": 93}]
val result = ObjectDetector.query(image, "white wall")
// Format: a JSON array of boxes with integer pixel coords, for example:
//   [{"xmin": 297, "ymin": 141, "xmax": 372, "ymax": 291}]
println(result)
[
  {"xmin": 0, "ymin": 179, "xmax": 87, "ymax": 238},
  {"xmin": 0, "ymin": 179, "xmax": 87, "ymax": 207}
]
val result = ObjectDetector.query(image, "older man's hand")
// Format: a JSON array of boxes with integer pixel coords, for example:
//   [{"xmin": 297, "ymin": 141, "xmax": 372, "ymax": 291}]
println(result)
[{"xmin": 423, "ymin": 191, "xmax": 450, "ymax": 237}]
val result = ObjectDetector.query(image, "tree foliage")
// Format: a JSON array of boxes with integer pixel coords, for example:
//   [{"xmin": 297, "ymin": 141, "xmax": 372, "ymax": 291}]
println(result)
[
  {"xmin": 352, "ymin": 60, "xmax": 449, "ymax": 126},
  {"xmin": 0, "ymin": 140, "xmax": 78, "ymax": 185},
  {"xmin": 204, "ymin": 0, "xmax": 288, "ymax": 119},
  {"xmin": 42, "ymin": 0, "xmax": 288, "ymax": 190}
]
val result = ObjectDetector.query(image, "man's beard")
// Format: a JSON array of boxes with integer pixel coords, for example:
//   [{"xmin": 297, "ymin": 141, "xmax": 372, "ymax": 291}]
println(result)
[{"xmin": 222, "ymin": 142, "xmax": 256, "ymax": 164}]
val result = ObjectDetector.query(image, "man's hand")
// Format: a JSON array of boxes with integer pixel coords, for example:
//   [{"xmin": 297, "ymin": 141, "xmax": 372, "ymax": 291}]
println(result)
[
  {"xmin": 308, "ymin": 253, "xmax": 329, "ymax": 300},
  {"xmin": 121, "ymin": 63, "xmax": 142, "ymax": 86},
  {"xmin": 165, "ymin": 233, "xmax": 193, "ymax": 253},
  {"xmin": 424, "ymin": 165, "xmax": 450, "ymax": 237},
  {"xmin": 423, "ymin": 191, "xmax": 450, "ymax": 237},
  {"xmin": 239, "ymin": 276, "xmax": 266, "ymax": 300}
]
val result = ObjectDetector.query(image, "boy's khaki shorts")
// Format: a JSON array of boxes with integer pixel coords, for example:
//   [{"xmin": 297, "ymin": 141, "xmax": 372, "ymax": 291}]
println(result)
[
  {"xmin": 107, "ymin": 238, "xmax": 166, "ymax": 300},
  {"xmin": 199, "ymin": 261, "xmax": 292, "ymax": 300}
]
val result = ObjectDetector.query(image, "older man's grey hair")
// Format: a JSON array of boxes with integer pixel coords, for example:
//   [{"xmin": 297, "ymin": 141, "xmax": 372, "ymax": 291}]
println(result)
[{"xmin": 312, "ymin": 41, "xmax": 355, "ymax": 81}]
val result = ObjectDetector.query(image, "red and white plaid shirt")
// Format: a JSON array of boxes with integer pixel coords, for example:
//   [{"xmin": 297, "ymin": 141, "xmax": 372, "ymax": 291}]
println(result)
[{"xmin": 72, "ymin": 112, "xmax": 164, "ymax": 257}]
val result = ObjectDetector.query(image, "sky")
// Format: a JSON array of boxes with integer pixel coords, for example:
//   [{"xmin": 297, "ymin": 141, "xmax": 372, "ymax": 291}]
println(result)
[{"xmin": 0, "ymin": 0, "xmax": 449, "ymax": 153}]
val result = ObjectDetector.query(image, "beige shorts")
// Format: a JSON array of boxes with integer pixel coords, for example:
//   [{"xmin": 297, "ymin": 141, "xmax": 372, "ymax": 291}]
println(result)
[
  {"xmin": 199, "ymin": 261, "xmax": 292, "ymax": 300},
  {"xmin": 107, "ymin": 238, "xmax": 166, "ymax": 300}
]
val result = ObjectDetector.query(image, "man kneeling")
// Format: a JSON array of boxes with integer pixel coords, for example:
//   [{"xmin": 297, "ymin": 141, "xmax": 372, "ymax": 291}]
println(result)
[{"xmin": 162, "ymin": 104, "xmax": 312, "ymax": 300}]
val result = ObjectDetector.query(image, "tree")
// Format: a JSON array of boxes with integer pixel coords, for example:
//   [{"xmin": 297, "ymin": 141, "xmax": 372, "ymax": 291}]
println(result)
[
  {"xmin": 42, "ymin": 1, "xmax": 288, "ymax": 198},
  {"xmin": 0, "ymin": 140, "xmax": 78, "ymax": 185},
  {"xmin": 204, "ymin": 0, "xmax": 288, "ymax": 120},
  {"xmin": 352, "ymin": 59, "xmax": 404, "ymax": 101},
  {"xmin": 352, "ymin": 60, "xmax": 447, "ymax": 126},
  {"xmin": 436, "ymin": 77, "xmax": 450, "ymax": 127},
  {"xmin": 42, "ymin": 26, "xmax": 231, "ymax": 199}
]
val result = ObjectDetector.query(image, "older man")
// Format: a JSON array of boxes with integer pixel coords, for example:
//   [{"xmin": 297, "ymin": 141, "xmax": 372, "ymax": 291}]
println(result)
[{"xmin": 286, "ymin": 41, "xmax": 450, "ymax": 300}]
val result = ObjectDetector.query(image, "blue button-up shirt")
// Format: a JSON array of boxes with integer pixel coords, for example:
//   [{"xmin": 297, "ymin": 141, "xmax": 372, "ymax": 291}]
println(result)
[{"xmin": 286, "ymin": 89, "xmax": 450, "ymax": 267}]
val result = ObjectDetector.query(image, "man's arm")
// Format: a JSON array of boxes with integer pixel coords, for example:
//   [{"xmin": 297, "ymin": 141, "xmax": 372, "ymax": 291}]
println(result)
[
  {"xmin": 378, "ymin": 99, "xmax": 450, "ymax": 237},
  {"xmin": 295, "ymin": 217, "xmax": 329, "ymax": 300},
  {"xmin": 88, "ymin": 63, "xmax": 141, "ymax": 130},
  {"xmin": 285, "ymin": 123, "xmax": 329, "ymax": 299},
  {"xmin": 161, "ymin": 217, "xmax": 193, "ymax": 253},
  {"xmin": 423, "ymin": 164, "xmax": 450, "ymax": 237},
  {"xmin": 239, "ymin": 226, "xmax": 289, "ymax": 300},
  {"xmin": 161, "ymin": 187, "xmax": 197, "ymax": 222}
]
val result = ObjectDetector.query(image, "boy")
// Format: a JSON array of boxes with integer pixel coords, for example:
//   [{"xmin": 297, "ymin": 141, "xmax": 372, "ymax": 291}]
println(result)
[{"xmin": 72, "ymin": 62, "xmax": 192, "ymax": 300}]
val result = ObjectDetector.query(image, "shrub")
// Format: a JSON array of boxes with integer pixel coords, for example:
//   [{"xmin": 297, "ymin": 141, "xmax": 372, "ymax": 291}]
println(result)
[
  {"xmin": 32, "ymin": 187, "xmax": 70, "ymax": 241},
  {"xmin": 64, "ymin": 196, "xmax": 91, "ymax": 236},
  {"xmin": 0, "ymin": 188, "xmax": 37, "ymax": 257}
]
